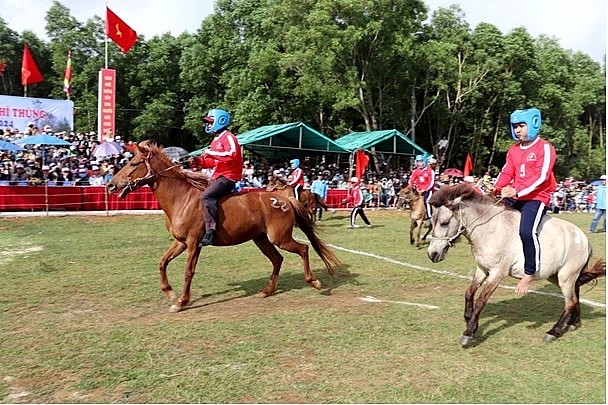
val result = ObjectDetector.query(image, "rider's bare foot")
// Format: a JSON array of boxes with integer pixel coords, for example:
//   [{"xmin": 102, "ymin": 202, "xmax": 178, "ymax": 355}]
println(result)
[{"xmin": 515, "ymin": 274, "xmax": 534, "ymax": 294}]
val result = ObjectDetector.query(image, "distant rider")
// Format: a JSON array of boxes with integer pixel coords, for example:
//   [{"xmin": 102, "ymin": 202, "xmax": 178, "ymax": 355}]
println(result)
[
  {"xmin": 192, "ymin": 108, "xmax": 243, "ymax": 247},
  {"xmin": 408, "ymin": 155, "xmax": 435, "ymax": 227},
  {"xmin": 288, "ymin": 158, "xmax": 305, "ymax": 201}
]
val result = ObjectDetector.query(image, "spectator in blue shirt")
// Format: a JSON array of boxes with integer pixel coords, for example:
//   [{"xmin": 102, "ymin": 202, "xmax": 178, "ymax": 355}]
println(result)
[
  {"xmin": 310, "ymin": 172, "xmax": 329, "ymax": 221},
  {"xmin": 589, "ymin": 175, "xmax": 606, "ymax": 233}
]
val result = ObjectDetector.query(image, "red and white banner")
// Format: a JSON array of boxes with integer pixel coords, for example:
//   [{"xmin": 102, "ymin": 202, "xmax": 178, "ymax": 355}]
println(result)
[{"xmin": 97, "ymin": 68, "xmax": 116, "ymax": 142}]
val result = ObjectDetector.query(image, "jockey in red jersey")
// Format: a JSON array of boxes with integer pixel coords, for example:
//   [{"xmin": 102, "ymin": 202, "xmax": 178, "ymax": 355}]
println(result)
[
  {"xmin": 408, "ymin": 154, "xmax": 435, "ymax": 226},
  {"xmin": 288, "ymin": 158, "xmax": 305, "ymax": 201},
  {"xmin": 192, "ymin": 108, "xmax": 243, "ymax": 247},
  {"xmin": 493, "ymin": 107, "xmax": 556, "ymax": 295}
]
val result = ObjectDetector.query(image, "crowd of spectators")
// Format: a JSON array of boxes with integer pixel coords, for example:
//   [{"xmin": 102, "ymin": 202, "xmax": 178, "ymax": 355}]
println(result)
[
  {"xmin": 0, "ymin": 125, "xmax": 603, "ymax": 214},
  {"xmin": 0, "ymin": 125, "xmax": 135, "ymax": 186}
]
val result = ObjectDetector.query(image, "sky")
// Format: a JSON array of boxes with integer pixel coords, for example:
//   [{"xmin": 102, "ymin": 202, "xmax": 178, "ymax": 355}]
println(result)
[{"xmin": 0, "ymin": 0, "xmax": 605, "ymax": 63}]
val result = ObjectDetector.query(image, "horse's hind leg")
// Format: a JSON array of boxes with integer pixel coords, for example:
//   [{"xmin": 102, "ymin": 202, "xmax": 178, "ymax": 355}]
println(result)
[
  {"xmin": 253, "ymin": 234, "xmax": 284, "ymax": 298},
  {"xmin": 272, "ymin": 233, "xmax": 321, "ymax": 290},
  {"xmin": 544, "ymin": 277, "xmax": 579, "ymax": 342},
  {"xmin": 158, "ymin": 239, "xmax": 187, "ymax": 301}
]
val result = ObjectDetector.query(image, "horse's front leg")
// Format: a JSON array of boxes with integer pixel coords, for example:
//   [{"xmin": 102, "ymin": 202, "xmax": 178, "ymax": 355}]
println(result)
[
  {"xmin": 461, "ymin": 270, "xmax": 501, "ymax": 347},
  {"xmin": 159, "ymin": 239, "xmax": 187, "ymax": 302},
  {"xmin": 170, "ymin": 242, "xmax": 202, "ymax": 313},
  {"xmin": 414, "ymin": 220, "xmax": 423, "ymax": 249},
  {"xmin": 409, "ymin": 219, "xmax": 416, "ymax": 245},
  {"xmin": 464, "ymin": 267, "xmax": 487, "ymax": 323}
]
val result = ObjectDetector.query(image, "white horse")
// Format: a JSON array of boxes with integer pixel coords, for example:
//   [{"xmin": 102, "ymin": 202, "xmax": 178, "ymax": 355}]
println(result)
[{"xmin": 427, "ymin": 184, "xmax": 605, "ymax": 346}]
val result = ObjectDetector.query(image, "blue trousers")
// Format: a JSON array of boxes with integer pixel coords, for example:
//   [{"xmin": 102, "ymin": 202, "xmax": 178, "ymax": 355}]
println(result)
[
  {"xmin": 589, "ymin": 208, "xmax": 606, "ymax": 233},
  {"xmin": 506, "ymin": 199, "xmax": 547, "ymax": 276},
  {"xmin": 421, "ymin": 190, "xmax": 433, "ymax": 219}
]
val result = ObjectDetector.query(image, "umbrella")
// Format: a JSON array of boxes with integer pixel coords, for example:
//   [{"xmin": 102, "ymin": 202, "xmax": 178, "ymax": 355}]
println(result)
[
  {"xmin": 588, "ymin": 179, "xmax": 603, "ymax": 187},
  {"xmin": 162, "ymin": 146, "xmax": 190, "ymax": 161},
  {"xmin": 15, "ymin": 133, "xmax": 72, "ymax": 146},
  {"xmin": 442, "ymin": 168, "xmax": 464, "ymax": 177},
  {"xmin": 0, "ymin": 140, "xmax": 25, "ymax": 151},
  {"xmin": 92, "ymin": 141, "xmax": 123, "ymax": 158}
]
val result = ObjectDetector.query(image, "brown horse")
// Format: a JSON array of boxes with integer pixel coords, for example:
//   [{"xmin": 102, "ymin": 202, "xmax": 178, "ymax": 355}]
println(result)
[
  {"xmin": 107, "ymin": 142, "xmax": 341, "ymax": 312},
  {"xmin": 398, "ymin": 186, "xmax": 432, "ymax": 249},
  {"xmin": 266, "ymin": 177, "xmax": 330, "ymax": 219}
]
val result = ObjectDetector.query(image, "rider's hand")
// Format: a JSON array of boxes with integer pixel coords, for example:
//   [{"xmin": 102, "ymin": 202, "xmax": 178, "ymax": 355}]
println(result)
[{"xmin": 500, "ymin": 185, "xmax": 517, "ymax": 198}]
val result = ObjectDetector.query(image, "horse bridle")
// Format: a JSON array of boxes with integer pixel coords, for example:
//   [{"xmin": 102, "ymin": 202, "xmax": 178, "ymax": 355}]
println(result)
[
  {"xmin": 430, "ymin": 196, "xmax": 505, "ymax": 247},
  {"xmin": 122, "ymin": 151, "xmax": 179, "ymax": 193}
]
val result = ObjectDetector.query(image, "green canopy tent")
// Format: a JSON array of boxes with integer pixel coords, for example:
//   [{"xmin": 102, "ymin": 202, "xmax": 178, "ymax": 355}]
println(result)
[
  {"xmin": 334, "ymin": 129, "xmax": 428, "ymax": 156},
  {"xmin": 335, "ymin": 129, "xmax": 429, "ymax": 178},
  {"xmin": 190, "ymin": 122, "xmax": 349, "ymax": 159}
]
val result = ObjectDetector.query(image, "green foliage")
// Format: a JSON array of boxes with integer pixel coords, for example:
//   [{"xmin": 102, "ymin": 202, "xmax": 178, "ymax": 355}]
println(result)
[{"xmin": 0, "ymin": 0, "xmax": 604, "ymax": 178}]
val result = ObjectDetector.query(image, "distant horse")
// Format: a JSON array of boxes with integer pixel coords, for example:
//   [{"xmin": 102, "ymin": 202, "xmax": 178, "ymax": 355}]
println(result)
[
  {"xmin": 427, "ymin": 184, "xmax": 606, "ymax": 346},
  {"xmin": 107, "ymin": 142, "xmax": 341, "ymax": 312},
  {"xmin": 398, "ymin": 186, "xmax": 432, "ymax": 249},
  {"xmin": 266, "ymin": 177, "xmax": 330, "ymax": 219}
]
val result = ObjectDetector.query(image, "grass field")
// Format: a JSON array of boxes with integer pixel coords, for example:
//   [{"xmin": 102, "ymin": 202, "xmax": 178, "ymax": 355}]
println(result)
[{"xmin": 0, "ymin": 209, "xmax": 605, "ymax": 403}]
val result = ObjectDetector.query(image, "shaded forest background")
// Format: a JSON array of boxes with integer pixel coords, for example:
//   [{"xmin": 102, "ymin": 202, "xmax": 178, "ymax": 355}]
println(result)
[{"xmin": 0, "ymin": 0, "xmax": 605, "ymax": 180}]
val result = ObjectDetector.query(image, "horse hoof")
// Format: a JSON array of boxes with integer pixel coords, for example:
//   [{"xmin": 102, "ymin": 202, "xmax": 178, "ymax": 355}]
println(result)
[
  {"xmin": 255, "ymin": 291, "xmax": 271, "ymax": 298},
  {"xmin": 543, "ymin": 333, "xmax": 557, "ymax": 343},
  {"xmin": 310, "ymin": 280, "xmax": 322, "ymax": 290},
  {"xmin": 169, "ymin": 304, "xmax": 182, "ymax": 313},
  {"xmin": 460, "ymin": 336, "xmax": 474, "ymax": 347},
  {"xmin": 566, "ymin": 324, "xmax": 578, "ymax": 332}
]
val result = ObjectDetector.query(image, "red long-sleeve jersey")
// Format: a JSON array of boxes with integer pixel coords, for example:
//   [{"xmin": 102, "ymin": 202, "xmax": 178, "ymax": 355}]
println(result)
[
  {"xmin": 288, "ymin": 167, "xmax": 305, "ymax": 187},
  {"xmin": 193, "ymin": 130, "xmax": 243, "ymax": 182},
  {"xmin": 494, "ymin": 137, "xmax": 556, "ymax": 205},
  {"xmin": 408, "ymin": 166, "xmax": 435, "ymax": 192},
  {"xmin": 344, "ymin": 185, "xmax": 364, "ymax": 206}
]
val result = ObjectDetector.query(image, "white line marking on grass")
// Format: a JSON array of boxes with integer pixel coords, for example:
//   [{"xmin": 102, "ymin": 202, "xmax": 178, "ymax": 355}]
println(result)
[
  {"xmin": 360, "ymin": 295, "xmax": 439, "ymax": 309},
  {"xmin": 301, "ymin": 239, "xmax": 606, "ymax": 309}
]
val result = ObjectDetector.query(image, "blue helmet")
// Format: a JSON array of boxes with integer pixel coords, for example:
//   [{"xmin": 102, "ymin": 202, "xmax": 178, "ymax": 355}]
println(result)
[
  {"xmin": 510, "ymin": 108, "xmax": 541, "ymax": 141},
  {"xmin": 203, "ymin": 108, "xmax": 231, "ymax": 134},
  {"xmin": 290, "ymin": 158, "xmax": 300, "ymax": 168},
  {"xmin": 415, "ymin": 154, "xmax": 427, "ymax": 168}
]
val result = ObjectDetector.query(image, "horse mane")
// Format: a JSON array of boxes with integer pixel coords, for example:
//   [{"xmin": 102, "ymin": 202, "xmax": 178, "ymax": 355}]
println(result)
[
  {"xmin": 429, "ymin": 183, "xmax": 513, "ymax": 210},
  {"xmin": 269, "ymin": 177, "xmax": 289, "ymax": 189},
  {"xmin": 140, "ymin": 141, "xmax": 210, "ymax": 191}
]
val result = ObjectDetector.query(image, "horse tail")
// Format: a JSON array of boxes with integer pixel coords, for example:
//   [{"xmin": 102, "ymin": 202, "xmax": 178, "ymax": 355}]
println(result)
[
  {"xmin": 314, "ymin": 193, "xmax": 329, "ymax": 209},
  {"xmin": 576, "ymin": 258, "xmax": 606, "ymax": 288},
  {"xmin": 289, "ymin": 197, "xmax": 341, "ymax": 276}
]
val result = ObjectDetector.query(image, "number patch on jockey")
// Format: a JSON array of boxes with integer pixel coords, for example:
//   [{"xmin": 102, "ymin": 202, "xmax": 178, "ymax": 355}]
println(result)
[{"xmin": 270, "ymin": 197, "xmax": 289, "ymax": 212}]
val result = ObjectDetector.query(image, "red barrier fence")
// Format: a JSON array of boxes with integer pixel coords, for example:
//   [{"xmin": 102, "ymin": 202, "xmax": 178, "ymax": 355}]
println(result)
[{"xmin": 0, "ymin": 186, "xmax": 350, "ymax": 212}]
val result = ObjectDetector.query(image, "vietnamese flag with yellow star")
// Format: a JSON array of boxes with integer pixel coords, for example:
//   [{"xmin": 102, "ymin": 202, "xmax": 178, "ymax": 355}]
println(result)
[{"xmin": 105, "ymin": 6, "xmax": 137, "ymax": 53}]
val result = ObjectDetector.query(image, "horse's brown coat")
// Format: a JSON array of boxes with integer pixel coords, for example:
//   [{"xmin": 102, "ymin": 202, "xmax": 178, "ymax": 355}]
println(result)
[
  {"xmin": 107, "ymin": 142, "xmax": 341, "ymax": 312},
  {"xmin": 398, "ymin": 186, "xmax": 431, "ymax": 249}
]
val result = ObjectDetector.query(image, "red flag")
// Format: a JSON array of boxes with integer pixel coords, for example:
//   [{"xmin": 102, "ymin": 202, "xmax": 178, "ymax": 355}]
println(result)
[
  {"xmin": 105, "ymin": 6, "xmax": 137, "ymax": 53},
  {"xmin": 464, "ymin": 153, "xmax": 473, "ymax": 177},
  {"xmin": 21, "ymin": 45, "xmax": 43, "ymax": 86},
  {"xmin": 355, "ymin": 150, "xmax": 370, "ymax": 181},
  {"xmin": 63, "ymin": 50, "xmax": 72, "ymax": 97}
]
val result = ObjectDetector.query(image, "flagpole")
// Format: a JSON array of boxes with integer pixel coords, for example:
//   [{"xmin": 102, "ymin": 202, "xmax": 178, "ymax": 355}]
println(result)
[{"xmin": 105, "ymin": 2, "xmax": 108, "ymax": 69}]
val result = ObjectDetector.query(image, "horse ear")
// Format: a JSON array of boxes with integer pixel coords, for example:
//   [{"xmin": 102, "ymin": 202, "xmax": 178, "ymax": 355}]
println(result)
[{"xmin": 446, "ymin": 196, "xmax": 463, "ymax": 210}]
